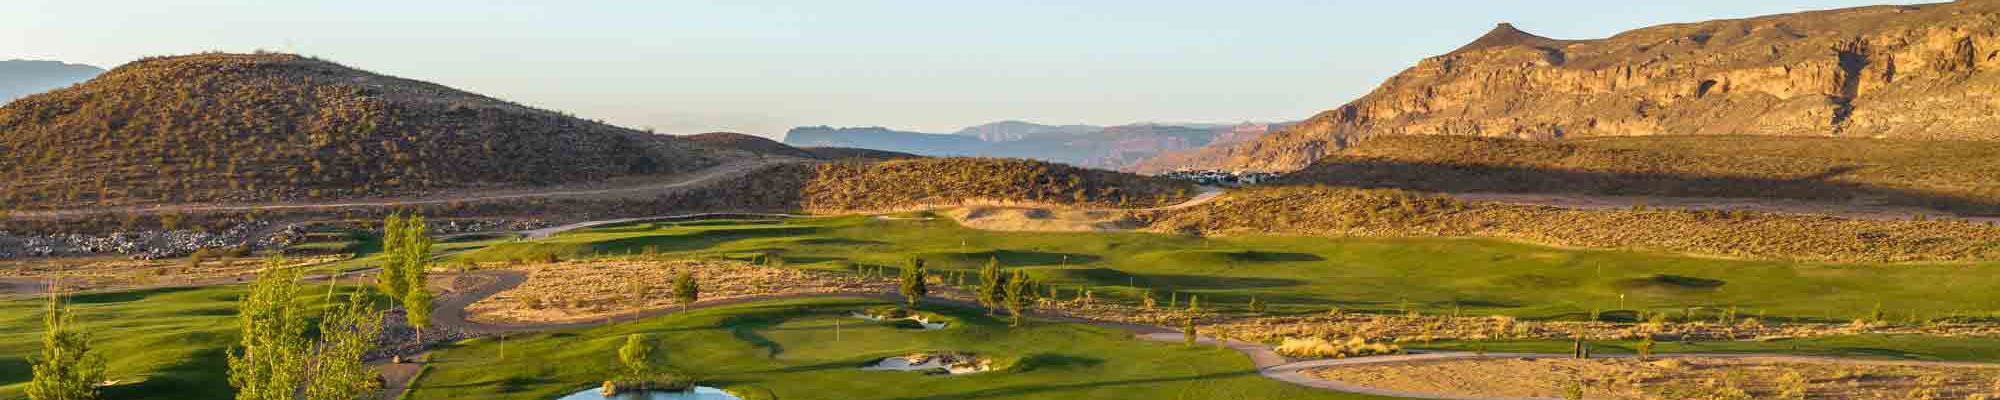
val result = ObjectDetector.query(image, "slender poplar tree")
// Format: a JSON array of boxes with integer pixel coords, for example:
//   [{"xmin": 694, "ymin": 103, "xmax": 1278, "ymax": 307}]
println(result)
[
  {"xmin": 1003, "ymin": 270, "xmax": 1031, "ymax": 327},
  {"xmin": 377, "ymin": 214, "xmax": 407, "ymax": 302},
  {"xmin": 977, "ymin": 256, "xmax": 1003, "ymax": 315},
  {"xmin": 27, "ymin": 282, "xmax": 105, "ymax": 400},
  {"xmin": 899, "ymin": 258, "xmax": 928, "ymax": 307},
  {"xmin": 229, "ymin": 259, "xmax": 309, "ymax": 400}
]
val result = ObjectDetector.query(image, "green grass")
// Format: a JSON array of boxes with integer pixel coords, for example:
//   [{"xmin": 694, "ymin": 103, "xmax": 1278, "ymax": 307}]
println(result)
[
  {"xmin": 457, "ymin": 215, "xmax": 2000, "ymax": 322},
  {"xmin": 408, "ymin": 297, "xmax": 1395, "ymax": 400},
  {"xmin": 0, "ymin": 285, "xmax": 380, "ymax": 400}
]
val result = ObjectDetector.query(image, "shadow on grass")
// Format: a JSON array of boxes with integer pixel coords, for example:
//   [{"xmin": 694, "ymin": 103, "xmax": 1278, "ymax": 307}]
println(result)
[
  {"xmin": 67, "ymin": 286, "xmax": 205, "ymax": 305},
  {"xmin": 1280, "ymin": 157, "xmax": 2000, "ymax": 215},
  {"xmin": 1009, "ymin": 353, "xmax": 1105, "ymax": 373},
  {"xmin": 875, "ymin": 370, "xmax": 1261, "ymax": 400}
]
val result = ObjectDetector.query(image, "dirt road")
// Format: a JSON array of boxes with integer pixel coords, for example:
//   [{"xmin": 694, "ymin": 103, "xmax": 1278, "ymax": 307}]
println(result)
[{"xmin": 10, "ymin": 160, "xmax": 800, "ymax": 219}]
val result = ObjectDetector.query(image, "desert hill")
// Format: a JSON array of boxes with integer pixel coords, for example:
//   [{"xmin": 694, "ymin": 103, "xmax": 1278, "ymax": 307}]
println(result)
[
  {"xmin": 0, "ymin": 52, "xmax": 739, "ymax": 210},
  {"xmin": 0, "ymin": 60, "xmax": 104, "ymax": 103},
  {"xmin": 682, "ymin": 132, "xmax": 819, "ymax": 159},
  {"xmin": 1156, "ymin": 1, "xmax": 2000, "ymax": 172},
  {"xmin": 800, "ymin": 147, "xmax": 922, "ymax": 160}
]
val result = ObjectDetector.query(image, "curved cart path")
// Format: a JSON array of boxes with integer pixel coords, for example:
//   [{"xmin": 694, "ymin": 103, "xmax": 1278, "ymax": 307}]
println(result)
[{"xmin": 394, "ymin": 269, "xmax": 2000, "ymax": 400}]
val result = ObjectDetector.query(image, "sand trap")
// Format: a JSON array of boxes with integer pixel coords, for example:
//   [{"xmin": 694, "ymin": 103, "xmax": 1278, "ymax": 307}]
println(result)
[
  {"xmin": 850, "ymin": 312, "xmax": 948, "ymax": 330},
  {"xmin": 863, "ymin": 352, "xmax": 993, "ymax": 375},
  {"xmin": 942, "ymin": 206, "xmax": 1144, "ymax": 232},
  {"xmin": 554, "ymin": 386, "xmax": 739, "ymax": 400}
]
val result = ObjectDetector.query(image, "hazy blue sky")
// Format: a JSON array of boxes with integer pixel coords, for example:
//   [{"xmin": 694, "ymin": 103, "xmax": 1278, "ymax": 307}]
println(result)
[{"xmin": 5, "ymin": 0, "xmax": 1929, "ymax": 138}]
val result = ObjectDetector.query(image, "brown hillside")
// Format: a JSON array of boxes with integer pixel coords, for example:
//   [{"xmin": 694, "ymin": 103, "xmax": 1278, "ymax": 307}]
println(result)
[
  {"xmin": 798, "ymin": 158, "xmax": 1196, "ymax": 212},
  {"xmin": 0, "ymin": 52, "xmax": 739, "ymax": 210},
  {"xmin": 1282, "ymin": 135, "xmax": 2000, "ymax": 214},
  {"xmin": 1163, "ymin": 1, "xmax": 2000, "ymax": 172},
  {"xmin": 1147, "ymin": 185, "xmax": 2000, "ymax": 263},
  {"xmin": 683, "ymin": 132, "xmax": 818, "ymax": 159},
  {"xmin": 801, "ymin": 147, "xmax": 923, "ymax": 160}
]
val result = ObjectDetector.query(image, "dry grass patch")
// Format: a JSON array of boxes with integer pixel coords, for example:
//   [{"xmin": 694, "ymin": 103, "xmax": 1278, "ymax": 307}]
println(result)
[
  {"xmin": 0, "ymin": 254, "xmax": 340, "ymax": 292},
  {"xmin": 1307, "ymin": 356, "xmax": 2000, "ymax": 400},
  {"xmin": 465, "ymin": 259, "xmax": 894, "ymax": 323}
]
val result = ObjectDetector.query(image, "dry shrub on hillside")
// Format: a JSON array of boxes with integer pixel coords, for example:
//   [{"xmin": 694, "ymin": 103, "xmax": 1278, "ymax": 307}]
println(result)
[
  {"xmin": 1285, "ymin": 135, "xmax": 2000, "ymax": 214},
  {"xmin": 0, "ymin": 52, "xmax": 725, "ymax": 210},
  {"xmin": 800, "ymin": 158, "xmax": 1195, "ymax": 212},
  {"xmin": 1148, "ymin": 185, "xmax": 2000, "ymax": 262}
]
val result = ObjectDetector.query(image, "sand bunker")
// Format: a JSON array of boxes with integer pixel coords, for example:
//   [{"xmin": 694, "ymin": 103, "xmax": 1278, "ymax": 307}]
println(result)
[
  {"xmin": 942, "ymin": 206, "xmax": 1144, "ymax": 232},
  {"xmin": 863, "ymin": 352, "xmax": 993, "ymax": 375}
]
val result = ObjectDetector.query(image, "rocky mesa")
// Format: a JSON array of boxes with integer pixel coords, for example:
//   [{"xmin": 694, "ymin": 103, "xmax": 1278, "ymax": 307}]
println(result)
[{"xmin": 1162, "ymin": 1, "xmax": 2000, "ymax": 172}]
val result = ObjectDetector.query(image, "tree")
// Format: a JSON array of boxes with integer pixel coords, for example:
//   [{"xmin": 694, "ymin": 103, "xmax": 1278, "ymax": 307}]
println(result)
[
  {"xmin": 399, "ymin": 215, "xmax": 432, "ymax": 301},
  {"xmin": 230, "ymin": 256, "xmax": 384, "ymax": 400},
  {"xmin": 306, "ymin": 290, "xmax": 385, "ymax": 400},
  {"xmin": 618, "ymin": 334, "xmax": 655, "ymax": 376},
  {"xmin": 229, "ymin": 259, "xmax": 310, "ymax": 400},
  {"xmin": 405, "ymin": 287, "xmax": 434, "ymax": 342},
  {"xmin": 899, "ymin": 258, "xmax": 929, "ymax": 307},
  {"xmin": 1003, "ymin": 270, "xmax": 1032, "ymax": 327},
  {"xmin": 672, "ymin": 272, "xmax": 699, "ymax": 312},
  {"xmin": 377, "ymin": 214, "xmax": 407, "ymax": 302},
  {"xmin": 1183, "ymin": 317, "xmax": 1197, "ymax": 347},
  {"xmin": 1248, "ymin": 297, "xmax": 1266, "ymax": 315},
  {"xmin": 976, "ymin": 256, "xmax": 1003, "ymax": 315},
  {"xmin": 27, "ymin": 284, "xmax": 105, "ymax": 400},
  {"xmin": 1188, "ymin": 295, "xmax": 1200, "ymax": 312}
]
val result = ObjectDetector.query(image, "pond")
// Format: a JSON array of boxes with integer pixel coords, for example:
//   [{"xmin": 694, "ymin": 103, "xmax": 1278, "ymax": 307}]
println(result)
[{"xmin": 554, "ymin": 386, "xmax": 740, "ymax": 400}]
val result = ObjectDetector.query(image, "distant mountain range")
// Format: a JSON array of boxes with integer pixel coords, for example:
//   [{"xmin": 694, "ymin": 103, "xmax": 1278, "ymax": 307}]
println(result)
[
  {"xmin": 783, "ymin": 121, "xmax": 1291, "ymax": 170},
  {"xmin": 0, "ymin": 60, "xmax": 105, "ymax": 103}
]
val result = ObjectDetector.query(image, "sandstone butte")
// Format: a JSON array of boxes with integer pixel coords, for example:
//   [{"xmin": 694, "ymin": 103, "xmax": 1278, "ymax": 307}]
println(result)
[{"xmin": 1139, "ymin": 1, "xmax": 2000, "ymax": 173}]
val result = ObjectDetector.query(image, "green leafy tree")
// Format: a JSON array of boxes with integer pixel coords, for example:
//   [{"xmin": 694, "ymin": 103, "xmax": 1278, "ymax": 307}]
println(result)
[
  {"xmin": 618, "ymin": 334, "xmax": 655, "ymax": 376},
  {"xmin": 673, "ymin": 272, "xmax": 699, "ymax": 312},
  {"xmin": 1248, "ymin": 297, "xmax": 1266, "ymax": 314},
  {"xmin": 230, "ymin": 256, "xmax": 386, "ymax": 400},
  {"xmin": 1188, "ymin": 295, "xmax": 1200, "ymax": 312},
  {"xmin": 399, "ymin": 215, "xmax": 432, "ymax": 300},
  {"xmin": 1003, "ymin": 270, "xmax": 1032, "ymax": 327},
  {"xmin": 1636, "ymin": 336, "xmax": 1655, "ymax": 361},
  {"xmin": 976, "ymin": 256, "xmax": 1003, "ymax": 315},
  {"xmin": 27, "ymin": 285, "xmax": 106, "ymax": 400},
  {"xmin": 405, "ymin": 287, "xmax": 434, "ymax": 342},
  {"xmin": 377, "ymin": 214, "xmax": 407, "ymax": 302},
  {"xmin": 1183, "ymin": 317, "xmax": 1197, "ymax": 347},
  {"xmin": 899, "ymin": 258, "xmax": 929, "ymax": 307},
  {"xmin": 229, "ymin": 259, "xmax": 310, "ymax": 400},
  {"xmin": 306, "ymin": 290, "xmax": 385, "ymax": 400}
]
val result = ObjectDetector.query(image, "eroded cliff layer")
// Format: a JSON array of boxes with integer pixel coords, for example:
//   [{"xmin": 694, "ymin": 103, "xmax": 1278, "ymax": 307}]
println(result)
[{"xmin": 1177, "ymin": 1, "xmax": 2000, "ymax": 171}]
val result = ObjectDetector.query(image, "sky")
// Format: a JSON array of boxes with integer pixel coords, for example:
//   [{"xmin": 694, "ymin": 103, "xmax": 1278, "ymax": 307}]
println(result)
[{"xmin": 5, "ymin": 0, "xmax": 1932, "ymax": 139}]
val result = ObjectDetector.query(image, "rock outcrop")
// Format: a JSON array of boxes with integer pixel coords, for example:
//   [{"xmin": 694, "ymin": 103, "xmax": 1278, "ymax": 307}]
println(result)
[{"xmin": 1161, "ymin": 2, "xmax": 2000, "ymax": 172}]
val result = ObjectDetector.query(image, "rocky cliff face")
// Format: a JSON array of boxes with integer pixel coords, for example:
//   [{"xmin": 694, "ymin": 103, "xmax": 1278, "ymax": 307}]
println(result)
[{"xmin": 1166, "ymin": 1, "xmax": 2000, "ymax": 172}]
